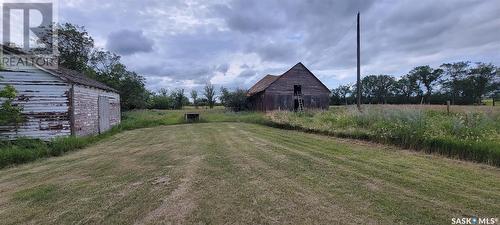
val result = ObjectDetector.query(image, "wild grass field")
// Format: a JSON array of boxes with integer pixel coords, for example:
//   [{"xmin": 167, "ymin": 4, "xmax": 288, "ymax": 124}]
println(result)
[
  {"xmin": 269, "ymin": 105, "xmax": 500, "ymax": 166},
  {"xmin": 1, "ymin": 123, "xmax": 499, "ymax": 225}
]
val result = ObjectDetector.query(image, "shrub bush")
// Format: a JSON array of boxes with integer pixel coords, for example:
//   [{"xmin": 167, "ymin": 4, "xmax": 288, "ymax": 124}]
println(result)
[
  {"xmin": 0, "ymin": 139, "xmax": 49, "ymax": 168},
  {"xmin": 220, "ymin": 88, "xmax": 249, "ymax": 111}
]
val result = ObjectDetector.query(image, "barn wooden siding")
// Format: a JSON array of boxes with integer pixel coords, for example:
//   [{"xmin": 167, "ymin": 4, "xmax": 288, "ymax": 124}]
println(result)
[
  {"xmin": 260, "ymin": 93, "xmax": 330, "ymax": 111},
  {"xmin": 248, "ymin": 92, "xmax": 265, "ymax": 111},
  {"xmin": 248, "ymin": 63, "xmax": 330, "ymax": 111},
  {"xmin": 0, "ymin": 70, "xmax": 71, "ymax": 139},
  {"xmin": 73, "ymin": 85, "xmax": 120, "ymax": 136}
]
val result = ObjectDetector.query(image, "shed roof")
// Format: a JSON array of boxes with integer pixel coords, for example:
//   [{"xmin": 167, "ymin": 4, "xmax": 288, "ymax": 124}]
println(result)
[
  {"xmin": 45, "ymin": 68, "xmax": 118, "ymax": 92},
  {"xmin": 1, "ymin": 44, "xmax": 118, "ymax": 92}
]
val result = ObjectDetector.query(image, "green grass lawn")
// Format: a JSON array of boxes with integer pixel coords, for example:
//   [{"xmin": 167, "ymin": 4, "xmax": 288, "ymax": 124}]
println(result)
[
  {"xmin": 0, "ymin": 123, "xmax": 499, "ymax": 225},
  {"xmin": 2, "ymin": 105, "xmax": 499, "ymax": 168}
]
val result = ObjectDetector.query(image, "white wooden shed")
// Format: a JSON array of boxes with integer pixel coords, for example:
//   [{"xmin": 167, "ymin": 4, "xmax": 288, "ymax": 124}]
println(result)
[{"xmin": 0, "ymin": 64, "xmax": 121, "ymax": 140}]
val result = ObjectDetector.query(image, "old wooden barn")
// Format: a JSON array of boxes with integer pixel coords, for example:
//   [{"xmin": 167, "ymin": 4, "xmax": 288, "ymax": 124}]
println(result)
[
  {"xmin": 247, "ymin": 62, "xmax": 331, "ymax": 111},
  {"xmin": 0, "ymin": 55, "xmax": 120, "ymax": 140}
]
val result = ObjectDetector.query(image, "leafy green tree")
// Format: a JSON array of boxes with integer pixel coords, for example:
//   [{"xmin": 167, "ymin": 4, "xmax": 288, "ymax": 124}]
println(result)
[
  {"xmin": 88, "ymin": 50, "xmax": 121, "ymax": 76},
  {"xmin": 88, "ymin": 50, "xmax": 149, "ymax": 110},
  {"xmin": 119, "ymin": 71, "xmax": 149, "ymax": 110},
  {"xmin": 148, "ymin": 89, "xmax": 171, "ymax": 109},
  {"xmin": 407, "ymin": 72, "xmax": 423, "ymax": 101},
  {"xmin": 393, "ymin": 75, "xmax": 419, "ymax": 103},
  {"xmin": 362, "ymin": 75, "xmax": 395, "ymax": 104},
  {"xmin": 331, "ymin": 62, "xmax": 497, "ymax": 105},
  {"xmin": 374, "ymin": 75, "xmax": 395, "ymax": 104},
  {"xmin": 467, "ymin": 63, "xmax": 497, "ymax": 104},
  {"xmin": 41, "ymin": 23, "xmax": 150, "ymax": 111},
  {"xmin": 40, "ymin": 23, "xmax": 94, "ymax": 71},
  {"xmin": 220, "ymin": 88, "xmax": 248, "ymax": 111},
  {"xmin": 219, "ymin": 87, "xmax": 229, "ymax": 106},
  {"xmin": 190, "ymin": 90, "xmax": 199, "ymax": 108},
  {"xmin": 0, "ymin": 84, "xmax": 24, "ymax": 126},
  {"xmin": 329, "ymin": 88, "xmax": 342, "ymax": 105},
  {"xmin": 171, "ymin": 89, "xmax": 186, "ymax": 109},
  {"xmin": 408, "ymin": 66, "xmax": 443, "ymax": 103},
  {"xmin": 158, "ymin": 88, "xmax": 168, "ymax": 96},
  {"xmin": 204, "ymin": 83, "xmax": 216, "ymax": 109},
  {"xmin": 440, "ymin": 62, "xmax": 469, "ymax": 104},
  {"xmin": 198, "ymin": 98, "xmax": 209, "ymax": 107},
  {"xmin": 361, "ymin": 75, "xmax": 377, "ymax": 103},
  {"xmin": 337, "ymin": 84, "xmax": 351, "ymax": 105}
]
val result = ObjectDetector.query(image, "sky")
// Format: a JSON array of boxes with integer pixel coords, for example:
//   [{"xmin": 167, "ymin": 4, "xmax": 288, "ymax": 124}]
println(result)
[{"xmin": 56, "ymin": 0, "xmax": 500, "ymax": 92}]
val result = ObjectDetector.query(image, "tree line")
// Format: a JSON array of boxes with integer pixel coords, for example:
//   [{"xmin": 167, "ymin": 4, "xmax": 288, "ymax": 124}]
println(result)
[
  {"xmin": 1, "ymin": 22, "xmax": 244, "ymax": 113},
  {"xmin": 39, "ymin": 23, "xmax": 241, "ymax": 111},
  {"xmin": 331, "ymin": 62, "xmax": 499, "ymax": 105},
  {"xmin": 3, "ymin": 22, "xmax": 498, "ymax": 115},
  {"xmin": 147, "ymin": 83, "xmax": 216, "ymax": 110},
  {"xmin": 147, "ymin": 83, "xmax": 249, "ymax": 111},
  {"xmin": 42, "ymin": 23, "xmax": 150, "ymax": 110}
]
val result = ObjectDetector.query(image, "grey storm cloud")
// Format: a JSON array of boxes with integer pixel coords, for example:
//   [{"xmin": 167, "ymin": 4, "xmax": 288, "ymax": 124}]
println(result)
[
  {"xmin": 137, "ymin": 63, "xmax": 216, "ymax": 81},
  {"xmin": 216, "ymin": 63, "xmax": 230, "ymax": 74},
  {"xmin": 59, "ymin": 0, "xmax": 500, "ymax": 91},
  {"xmin": 211, "ymin": 2, "xmax": 287, "ymax": 33},
  {"xmin": 106, "ymin": 30, "xmax": 154, "ymax": 55},
  {"xmin": 238, "ymin": 68, "xmax": 257, "ymax": 78}
]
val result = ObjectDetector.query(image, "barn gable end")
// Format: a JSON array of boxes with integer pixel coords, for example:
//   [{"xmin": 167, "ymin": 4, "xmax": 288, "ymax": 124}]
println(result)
[
  {"xmin": 247, "ymin": 63, "xmax": 330, "ymax": 111},
  {"xmin": 266, "ymin": 62, "xmax": 330, "ymax": 95}
]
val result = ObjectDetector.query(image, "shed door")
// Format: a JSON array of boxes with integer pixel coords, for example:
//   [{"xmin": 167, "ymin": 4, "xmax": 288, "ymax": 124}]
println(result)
[{"xmin": 98, "ymin": 96, "xmax": 110, "ymax": 134}]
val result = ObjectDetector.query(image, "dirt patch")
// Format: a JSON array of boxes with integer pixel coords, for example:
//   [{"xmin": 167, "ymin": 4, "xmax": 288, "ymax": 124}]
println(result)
[
  {"xmin": 135, "ymin": 156, "xmax": 202, "ymax": 225},
  {"xmin": 131, "ymin": 181, "xmax": 144, "ymax": 187},
  {"xmin": 365, "ymin": 180, "xmax": 382, "ymax": 191},
  {"xmin": 150, "ymin": 176, "xmax": 170, "ymax": 186}
]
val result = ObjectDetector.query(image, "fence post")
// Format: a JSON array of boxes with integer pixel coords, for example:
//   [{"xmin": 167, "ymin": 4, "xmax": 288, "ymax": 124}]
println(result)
[{"xmin": 446, "ymin": 100, "xmax": 450, "ymax": 115}]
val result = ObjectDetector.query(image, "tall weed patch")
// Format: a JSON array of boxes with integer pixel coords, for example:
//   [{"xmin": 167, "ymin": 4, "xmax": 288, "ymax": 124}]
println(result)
[{"xmin": 268, "ymin": 106, "xmax": 500, "ymax": 166}]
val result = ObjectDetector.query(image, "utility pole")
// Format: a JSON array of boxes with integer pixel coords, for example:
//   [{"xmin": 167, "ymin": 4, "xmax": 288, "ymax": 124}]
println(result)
[{"xmin": 356, "ymin": 11, "xmax": 361, "ymax": 111}]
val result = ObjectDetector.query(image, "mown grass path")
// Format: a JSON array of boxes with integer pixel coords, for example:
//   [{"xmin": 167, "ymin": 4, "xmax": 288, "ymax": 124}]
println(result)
[{"xmin": 0, "ymin": 123, "xmax": 499, "ymax": 224}]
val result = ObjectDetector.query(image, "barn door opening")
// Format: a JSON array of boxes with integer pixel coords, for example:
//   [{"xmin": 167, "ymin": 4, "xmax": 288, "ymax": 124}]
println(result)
[
  {"xmin": 98, "ymin": 96, "xmax": 110, "ymax": 134},
  {"xmin": 293, "ymin": 85, "xmax": 303, "ymax": 111},
  {"xmin": 294, "ymin": 85, "xmax": 302, "ymax": 95}
]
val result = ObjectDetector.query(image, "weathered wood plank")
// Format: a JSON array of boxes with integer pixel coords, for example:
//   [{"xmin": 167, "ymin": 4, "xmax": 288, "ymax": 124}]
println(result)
[{"xmin": 249, "ymin": 63, "xmax": 330, "ymax": 111}]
